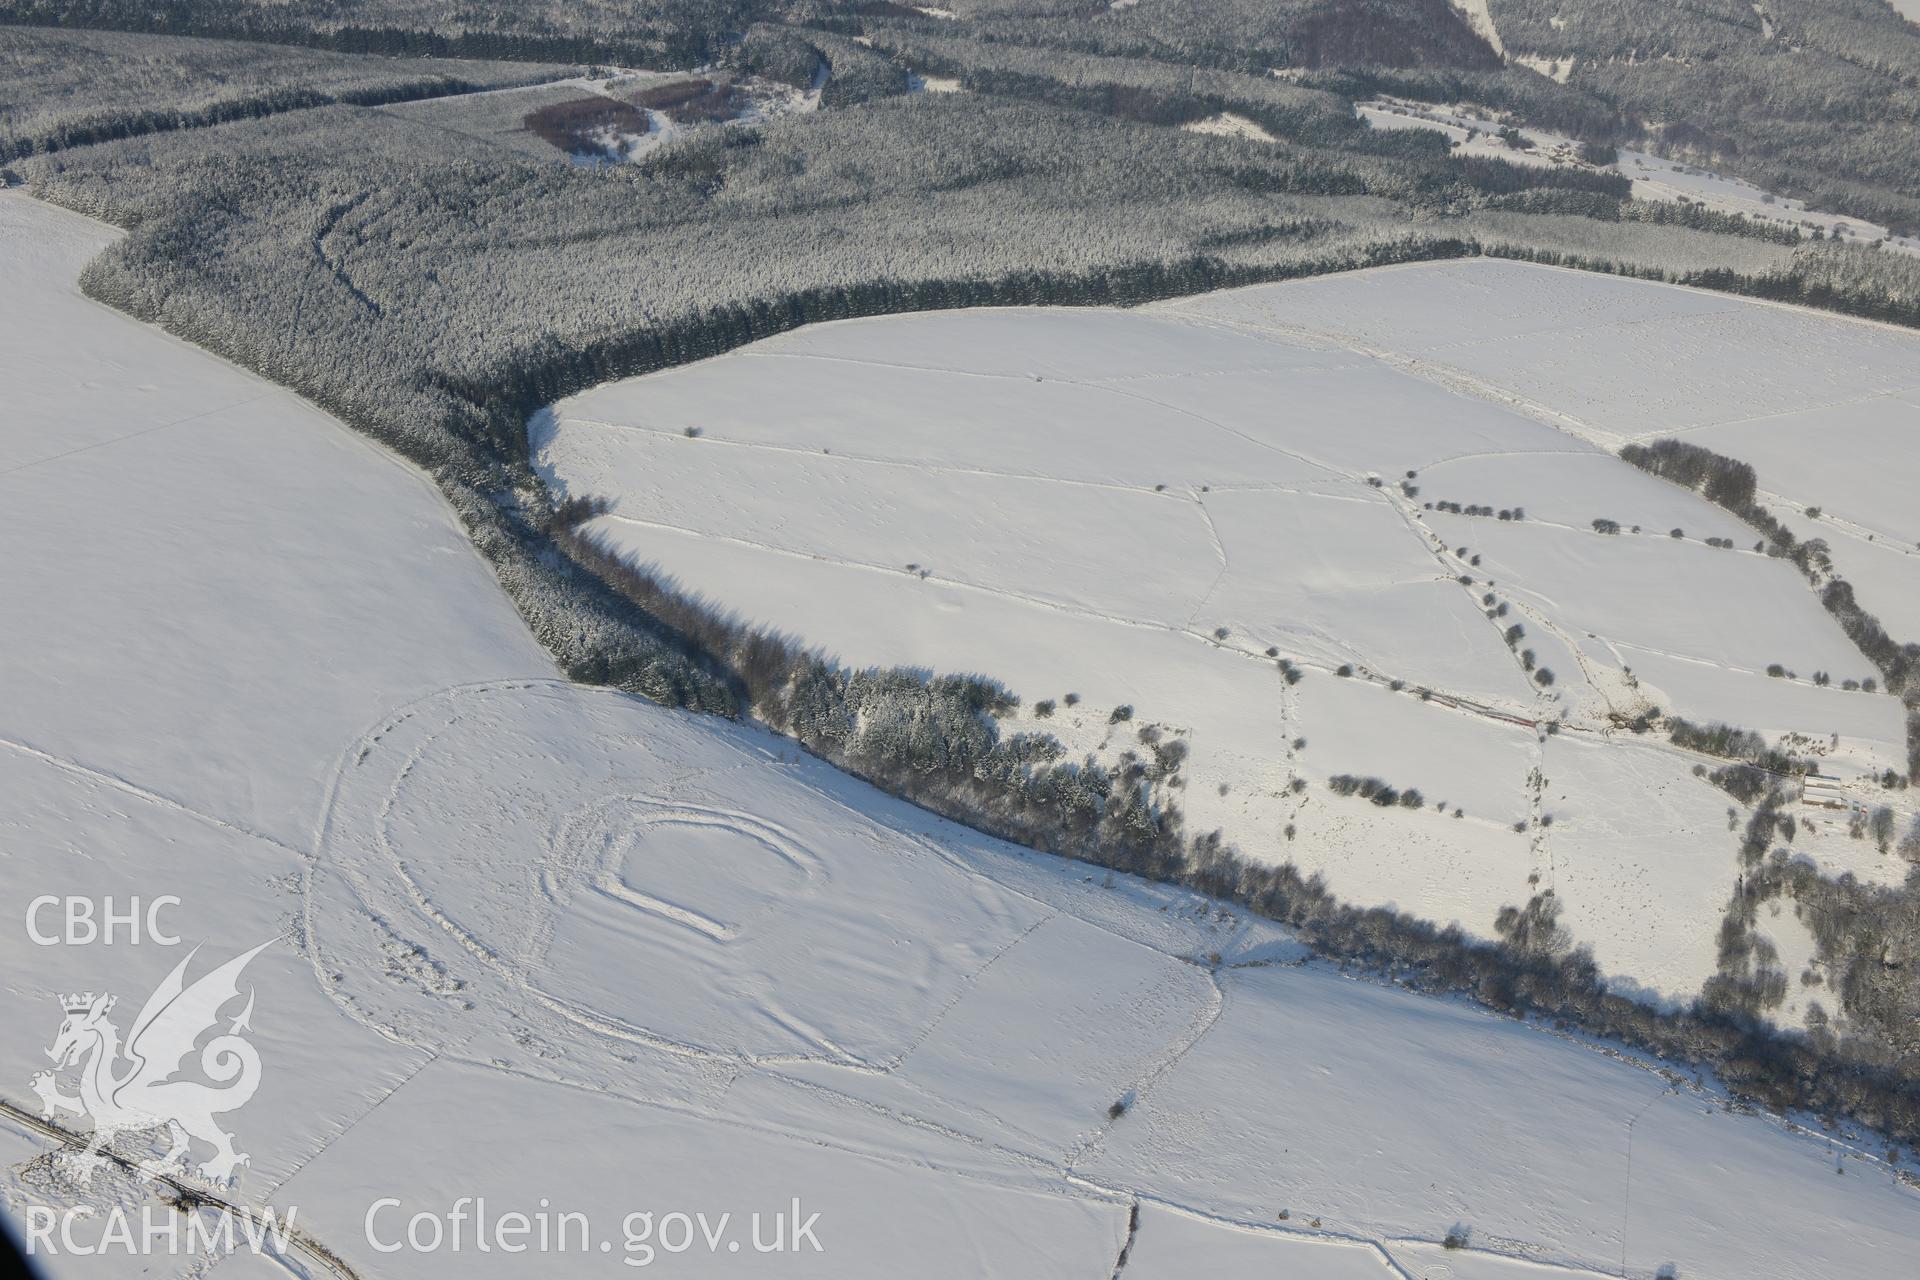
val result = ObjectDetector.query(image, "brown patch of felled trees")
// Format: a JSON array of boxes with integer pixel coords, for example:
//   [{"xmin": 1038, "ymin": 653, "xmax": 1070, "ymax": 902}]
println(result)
[{"xmin": 523, "ymin": 97, "xmax": 650, "ymax": 159}]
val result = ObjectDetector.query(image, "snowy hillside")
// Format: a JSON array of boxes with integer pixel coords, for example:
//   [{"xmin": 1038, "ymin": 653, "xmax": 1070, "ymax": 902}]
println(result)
[{"xmin": 6, "ymin": 191, "xmax": 1917, "ymax": 1279}]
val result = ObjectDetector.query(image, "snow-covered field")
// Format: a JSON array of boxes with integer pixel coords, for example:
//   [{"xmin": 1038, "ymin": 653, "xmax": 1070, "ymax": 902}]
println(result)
[
  {"xmin": 0, "ymin": 197, "xmax": 554, "ymax": 850},
  {"xmin": 6, "ymin": 192, "xmax": 1919, "ymax": 1277},
  {"xmin": 539, "ymin": 260, "xmax": 1918, "ymax": 1011},
  {"xmin": 1190, "ymin": 259, "xmax": 1920, "ymax": 738},
  {"xmin": 0, "ymin": 190, "xmax": 545, "ymax": 1270},
  {"xmin": 1359, "ymin": 97, "xmax": 1920, "ymax": 254}
]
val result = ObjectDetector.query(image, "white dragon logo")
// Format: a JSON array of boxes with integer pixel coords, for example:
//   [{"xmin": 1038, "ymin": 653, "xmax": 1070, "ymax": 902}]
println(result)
[{"xmin": 30, "ymin": 939, "xmax": 275, "ymax": 1185}]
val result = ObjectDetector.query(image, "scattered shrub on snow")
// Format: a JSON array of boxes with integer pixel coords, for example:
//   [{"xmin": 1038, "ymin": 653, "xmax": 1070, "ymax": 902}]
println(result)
[
  {"xmin": 1870, "ymin": 806, "xmax": 1897, "ymax": 853},
  {"xmin": 1328, "ymin": 774, "xmax": 1431, "ymax": 810},
  {"xmin": 1707, "ymin": 763, "xmax": 1773, "ymax": 805},
  {"xmin": 1669, "ymin": 717, "xmax": 1811, "ymax": 775}
]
